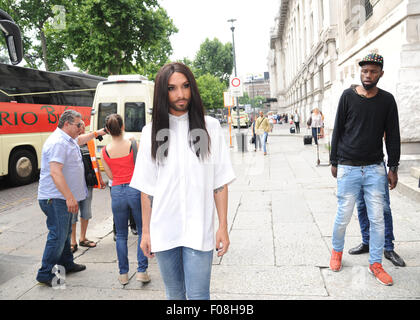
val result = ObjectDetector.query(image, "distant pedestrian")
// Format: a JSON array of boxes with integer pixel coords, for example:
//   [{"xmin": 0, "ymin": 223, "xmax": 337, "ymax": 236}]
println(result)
[
  {"xmin": 294, "ymin": 112, "xmax": 300, "ymax": 133},
  {"xmin": 101, "ymin": 114, "xmax": 150, "ymax": 285},
  {"xmin": 251, "ymin": 119, "xmax": 261, "ymax": 152},
  {"xmin": 255, "ymin": 111, "xmax": 271, "ymax": 155},
  {"xmin": 310, "ymin": 108, "xmax": 323, "ymax": 145},
  {"xmin": 329, "ymin": 53, "xmax": 400, "ymax": 286},
  {"xmin": 130, "ymin": 62, "xmax": 235, "ymax": 300},
  {"xmin": 36, "ymin": 110, "xmax": 106, "ymax": 287}
]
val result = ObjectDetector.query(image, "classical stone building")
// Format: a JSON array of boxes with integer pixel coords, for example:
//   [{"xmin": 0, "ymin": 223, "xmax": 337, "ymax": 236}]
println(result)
[{"xmin": 269, "ymin": 0, "xmax": 420, "ymax": 162}]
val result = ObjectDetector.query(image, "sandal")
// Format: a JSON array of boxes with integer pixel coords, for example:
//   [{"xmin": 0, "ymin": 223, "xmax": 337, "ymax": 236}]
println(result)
[
  {"xmin": 71, "ymin": 243, "xmax": 78, "ymax": 253},
  {"xmin": 79, "ymin": 239, "xmax": 96, "ymax": 248}
]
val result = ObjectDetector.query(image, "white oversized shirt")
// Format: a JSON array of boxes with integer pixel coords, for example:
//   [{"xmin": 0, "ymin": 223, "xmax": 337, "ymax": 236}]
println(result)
[{"xmin": 130, "ymin": 113, "xmax": 236, "ymax": 252}]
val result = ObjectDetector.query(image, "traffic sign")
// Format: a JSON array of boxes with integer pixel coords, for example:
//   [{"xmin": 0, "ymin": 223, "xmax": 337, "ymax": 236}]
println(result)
[
  {"xmin": 223, "ymin": 91, "xmax": 234, "ymax": 107},
  {"xmin": 229, "ymin": 76, "xmax": 243, "ymax": 97},
  {"xmin": 231, "ymin": 77, "xmax": 241, "ymax": 87}
]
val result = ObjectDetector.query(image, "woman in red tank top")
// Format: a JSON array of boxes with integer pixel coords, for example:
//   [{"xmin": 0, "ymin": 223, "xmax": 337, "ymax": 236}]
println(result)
[{"xmin": 101, "ymin": 114, "xmax": 150, "ymax": 286}]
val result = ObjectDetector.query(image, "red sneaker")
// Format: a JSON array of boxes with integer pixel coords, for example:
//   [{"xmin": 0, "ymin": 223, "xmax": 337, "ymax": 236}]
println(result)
[
  {"xmin": 330, "ymin": 249, "xmax": 343, "ymax": 272},
  {"xmin": 368, "ymin": 263, "xmax": 393, "ymax": 286}
]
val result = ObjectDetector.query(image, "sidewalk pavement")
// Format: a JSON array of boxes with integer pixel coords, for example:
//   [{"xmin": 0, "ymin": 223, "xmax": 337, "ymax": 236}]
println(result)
[{"xmin": 0, "ymin": 124, "xmax": 419, "ymax": 300}]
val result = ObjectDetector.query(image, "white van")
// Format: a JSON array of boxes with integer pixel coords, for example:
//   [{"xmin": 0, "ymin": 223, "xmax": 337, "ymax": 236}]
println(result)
[{"xmin": 90, "ymin": 75, "xmax": 154, "ymax": 169}]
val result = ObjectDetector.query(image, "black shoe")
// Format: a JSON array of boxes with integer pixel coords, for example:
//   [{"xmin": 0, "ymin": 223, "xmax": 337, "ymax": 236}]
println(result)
[
  {"xmin": 66, "ymin": 263, "xmax": 86, "ymax": 274},
  {"xmin": 384, "ymin": 250, "xmax": 406, "ymax": 267},
  {"xmin": 348, "ymin": 243, "xmax": 369, "ymax": 255}
]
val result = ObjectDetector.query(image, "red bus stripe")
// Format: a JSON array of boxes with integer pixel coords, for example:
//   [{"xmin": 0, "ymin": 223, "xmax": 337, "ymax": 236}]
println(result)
[{"xmin": 0, "ymin": 102, "xmax": 91, "ymax": 134}]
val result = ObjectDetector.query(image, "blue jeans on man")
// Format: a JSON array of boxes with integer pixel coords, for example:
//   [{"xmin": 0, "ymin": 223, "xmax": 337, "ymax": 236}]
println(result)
[
  {"xmin": 332, "ymin": 163, "xmax": 386, "ymax": 265},
  {"xmin": 155, "ymin": 246, "xmax": 213, "ymax": 300},
  {"xmin": 350, "ymin": 163, "xmax": 406, "ymax": 266},
  {"xmin": 37, "ymin": 199, "xmax": 76, "ymax": 282},
  {"xmin": 262, "ymin": 132, "xmax": 268, "ymax": 154}
]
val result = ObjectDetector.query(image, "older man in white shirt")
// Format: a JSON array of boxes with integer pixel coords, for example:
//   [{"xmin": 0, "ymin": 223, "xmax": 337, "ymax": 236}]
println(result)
[
  {"xmin": 37, "ymin": 110, "xmax": 106, "ymax": 287},
  {"xmin": 130, "ymin": 62, "xmax": 235, "ymax": 300}
]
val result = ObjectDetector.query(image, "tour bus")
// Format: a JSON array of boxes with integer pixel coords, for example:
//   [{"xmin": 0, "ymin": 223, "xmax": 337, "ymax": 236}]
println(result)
[
  {"xmin": 0, "ymin": 10, "xmax": 105, "ymax": 186},
  {"xmin": 90, "ymin": 75, "xmax": 154, "ymax": 169}
]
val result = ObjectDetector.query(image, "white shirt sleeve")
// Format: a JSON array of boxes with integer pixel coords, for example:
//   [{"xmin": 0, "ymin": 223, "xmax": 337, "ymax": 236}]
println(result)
[
  {"xmin": 211, "ymin": 121, "xmax": 236, "ymax": 189},
  {"xmin": 129, "ymin": 125, "xmax": 157, "ymax": 195}
]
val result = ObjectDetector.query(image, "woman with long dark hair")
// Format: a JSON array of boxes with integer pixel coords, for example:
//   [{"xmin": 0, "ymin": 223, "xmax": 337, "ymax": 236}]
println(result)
[
  {"xmin": 101, "ymin": 114, "xmax": 149, "ymax": 286},
  {"xmin": 151, "ymin": 62, "xmax": 211, "ymax": 162},
  {"xmin": 130, "ymin": 62, "xmax": 235, "ymax": 300}
]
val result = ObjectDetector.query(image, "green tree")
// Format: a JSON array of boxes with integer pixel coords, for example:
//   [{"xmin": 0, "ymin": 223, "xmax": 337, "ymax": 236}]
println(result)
[
  {"xmin": 196, "ymin": 73, "xmax": 227, "ymax": 110},
  {"xmin": 1, "ymin": 0, "xmax": 177, "ymax": 76},
  {"xmin": 65, "ymin": 0, "xmax": 177, "ymax": 77},
  {"xmin": 239, "ymin": 92, "xmax": 265, "ymax": 108},
  {"xmin": 193, "ymin": 38, "xmax": 233, "ymax": 84}
]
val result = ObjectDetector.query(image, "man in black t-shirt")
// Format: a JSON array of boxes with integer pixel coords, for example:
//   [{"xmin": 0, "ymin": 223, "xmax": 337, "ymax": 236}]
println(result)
[{"xmin": 329, "ymin": 53, "xmax": 401, "ymax": 286}]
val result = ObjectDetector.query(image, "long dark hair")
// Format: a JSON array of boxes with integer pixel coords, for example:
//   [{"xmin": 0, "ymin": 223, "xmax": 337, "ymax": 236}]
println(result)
[{"xmin": 151, "ymin": 62, "xmax": 211, "ymax": 163}]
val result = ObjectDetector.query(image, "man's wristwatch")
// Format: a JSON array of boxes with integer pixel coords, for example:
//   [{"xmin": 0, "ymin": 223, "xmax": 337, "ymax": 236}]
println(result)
[{"xmin": 389, "ymin": 166, "xmax": 398, "ymax": 173}]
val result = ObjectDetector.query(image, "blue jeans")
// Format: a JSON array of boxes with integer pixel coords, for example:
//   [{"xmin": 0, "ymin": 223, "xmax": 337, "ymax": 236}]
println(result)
[
  {"xmin": 37, "ymin": 199, "xmax": 75, "ymax": 282},
  {"xmin": 332, "ymin": 163, "xmax": 386, "ymax": 265},
  {"xmin": 312, "ymin": 127, "xmax": 321, "ymax": 145},
  {"xmin": 111, "ymin": 184, "xmax": 147, "ymax": 274},
  {"xmin": 356, "ymin": 164, "xmax": 395, "ymax": 251},
  {"xmin": 155, "ymin": 247, "xmax": 213, "ymax": 300},
  {"xmin": 262, "ymin": 132, "xmax": 268, "ymax": 153}
]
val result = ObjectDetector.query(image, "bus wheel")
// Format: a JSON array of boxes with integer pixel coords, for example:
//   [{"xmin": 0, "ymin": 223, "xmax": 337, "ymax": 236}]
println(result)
[{"xmin": 8, "ymin": 149, "xmax": 36, "ymax": 186}]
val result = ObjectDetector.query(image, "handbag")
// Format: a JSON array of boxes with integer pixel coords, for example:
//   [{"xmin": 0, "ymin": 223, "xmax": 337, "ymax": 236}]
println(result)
[
  {"xmin": 250, "ymin": 136, "xmax": 255, "ymax": 144},
  {"xmin": 81, "ymin": 147, "xmax": 98, "ymax": 187}
]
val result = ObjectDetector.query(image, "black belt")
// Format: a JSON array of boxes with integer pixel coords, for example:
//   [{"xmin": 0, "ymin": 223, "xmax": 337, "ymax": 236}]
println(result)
[{"xmin": 338, "ymin": 160, "xmax": 382, "ymax": 166}]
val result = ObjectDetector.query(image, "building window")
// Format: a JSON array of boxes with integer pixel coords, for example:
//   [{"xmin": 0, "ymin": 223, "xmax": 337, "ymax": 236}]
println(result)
[
  {"xmin": 365, "ymin": 0, "xmax": 373, "ymax": 20},
  {"xmin": 345, "ymin": 0, "xmax": 375, "ymax": 33}
]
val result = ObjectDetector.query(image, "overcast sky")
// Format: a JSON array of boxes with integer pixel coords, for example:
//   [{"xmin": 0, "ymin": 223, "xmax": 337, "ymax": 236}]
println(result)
[{"xmin": 160, "ymin": 0, "xmax": 280, "ymax": 77}]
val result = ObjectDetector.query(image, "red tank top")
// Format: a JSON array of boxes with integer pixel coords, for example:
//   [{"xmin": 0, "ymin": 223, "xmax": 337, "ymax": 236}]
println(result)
[{"xmin": 102, "ymin": 146, "xmax": 134, "ymax": 186}]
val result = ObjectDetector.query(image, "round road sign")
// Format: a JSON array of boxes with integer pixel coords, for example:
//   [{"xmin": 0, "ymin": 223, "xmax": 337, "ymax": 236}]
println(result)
[{"xmin": 231, "ymin": 77, "xmax": 241, "ymax": 87}]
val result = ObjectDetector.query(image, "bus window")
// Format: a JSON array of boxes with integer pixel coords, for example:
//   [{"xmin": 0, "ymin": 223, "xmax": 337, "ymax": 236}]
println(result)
[
  {"xmin": 125, "ymin": 102, "xmax": 145, "ymax": 132},
  {"xmin": 32, "ymin": 94, "xmax": 55, "ymax": 105},
  {"xmin": 98, "ymin": 102, "xmax": 117, "ymax": 129}
]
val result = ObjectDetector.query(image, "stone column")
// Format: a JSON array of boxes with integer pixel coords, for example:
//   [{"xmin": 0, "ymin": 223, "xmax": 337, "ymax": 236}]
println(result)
[{"xmin": 396, "ymin": 0, "xmax": 420, "ymax": 155}]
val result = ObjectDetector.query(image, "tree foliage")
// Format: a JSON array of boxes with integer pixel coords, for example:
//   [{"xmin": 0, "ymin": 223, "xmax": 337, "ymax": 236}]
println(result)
[
  {"xmin": 193, "ymin": 38, "xmax": 233, "ymax": 85},
  {"xmin": 239, "ymin": 92, "xmax": 265, "ymax": 108},
  {"xmin": 196, "ymin": 73, "xmax": 227, "ymax": 110},
  {"xmin": 65, "ymin": 0, "xmax": 177, "ymax": 76},
  {"xmin": 0, "ymin": 0, "xmax": 177, "ymax": 76}
]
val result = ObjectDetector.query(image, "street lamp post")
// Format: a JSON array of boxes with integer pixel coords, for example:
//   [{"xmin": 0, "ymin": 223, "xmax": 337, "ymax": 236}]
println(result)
[{"xmin": 228, "ymin": 19, "xmax": 240, "ymax": 133}]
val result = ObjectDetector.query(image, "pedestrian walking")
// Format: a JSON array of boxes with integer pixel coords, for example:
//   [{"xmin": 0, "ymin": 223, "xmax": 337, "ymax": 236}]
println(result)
[
  {"xmin": 255, "ymin": 111, "xmax": 271, "ymax": 155},
  {"xmin": 36, "ymin": 110, "xmax": 106, "ymax": 287},
  {"xmin": 101, "ymin": 114, "xmax": 150, "ymax": 285},
  {"xmin": 329, "ymin": 53, "xmax": 400, "ymax": 286},
  {"xmin": 130, "ymin": 62, "xmax": 235, "ymax": 300},
  {"xmin": 310, "ymin": 108, "xmax": 323, "ymax": 145},
  {"xmin": 251, "ymin": 119, "xmax": 261, "ymax": 152},
  {"xmin": 294, "ymin": 112, "xmax": 300, "ymax": 133}
]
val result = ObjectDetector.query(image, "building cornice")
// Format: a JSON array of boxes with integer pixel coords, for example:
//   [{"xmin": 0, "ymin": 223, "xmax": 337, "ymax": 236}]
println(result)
[{"xmin": 277, "ymin": 0, "xmax": 290, "ymax": 41}]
